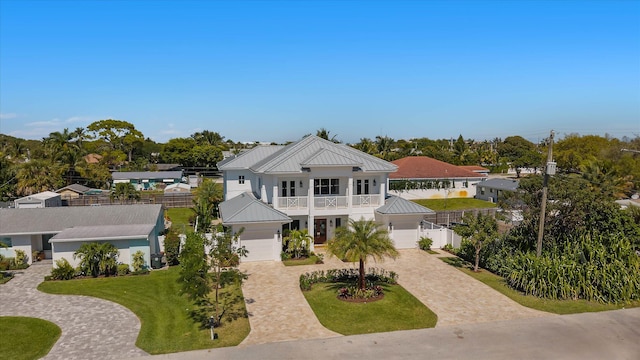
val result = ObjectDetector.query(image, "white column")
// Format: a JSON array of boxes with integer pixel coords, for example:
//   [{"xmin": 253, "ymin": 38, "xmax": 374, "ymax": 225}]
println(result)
[
  {"xmin": 380, "ymin": 176, "xmax": 386, "ymax": 205},
  {"xmin": 347, "ymin": 177, "xmax": 353, "ymax": 211},
  {"xmin": 273, "ymin": 177, "xmax": 279, "ymax": 209}
]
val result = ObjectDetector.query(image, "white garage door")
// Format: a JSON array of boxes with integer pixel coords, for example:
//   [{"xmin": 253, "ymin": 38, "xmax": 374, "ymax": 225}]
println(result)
[{"xmin": 241, "ymin": 238, "xmax": 275, "ymax": 261}]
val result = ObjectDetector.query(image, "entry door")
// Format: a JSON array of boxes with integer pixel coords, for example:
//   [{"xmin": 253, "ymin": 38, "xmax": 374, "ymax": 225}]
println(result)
[{"xmin": 314, "ymin": 218, "xmax": 327, "ymax": 244}]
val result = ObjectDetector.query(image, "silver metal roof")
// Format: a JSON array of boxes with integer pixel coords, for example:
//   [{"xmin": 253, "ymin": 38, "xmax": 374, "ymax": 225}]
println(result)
[
  {"xmin": 217, "ymin": 146, "xmax": 285, "ymax": 170},
  {"xmin": 219, "ymin": 193, "xmax": 291, "ymax": 224},
  {"xmin": 0, "ymin": 204, "xmax": 163, "ymax": 235},
  {"xmin": 475, "ymin": 178, "xmax": 519, "ymax": 191},
  {"xmin": 376, "ymin": 196, "xmax": 435, "ymax": 215},
  {"xmin": 15, "ymin": 191, "xmax": 60, "ymax": 201},
  {"xmin": 112, "ymin": 171, "xmax": 183, "ymax": 180},
  {"xmin": 50, "ymin": 224, "xmax": 156, "ymax": 243},
  {"xmin": 230, "ymin": 135, "xmax": 397, "ymax": 174}
]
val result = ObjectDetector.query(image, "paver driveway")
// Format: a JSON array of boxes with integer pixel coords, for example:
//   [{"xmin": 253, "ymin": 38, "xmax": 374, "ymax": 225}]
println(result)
[
  {"xmin": 239, "ymin": 249, "xmax": 550, "ymax": 345},
  {"xmin": 0, "ymin": 261, "xmax": 146, "ymax": 360}
]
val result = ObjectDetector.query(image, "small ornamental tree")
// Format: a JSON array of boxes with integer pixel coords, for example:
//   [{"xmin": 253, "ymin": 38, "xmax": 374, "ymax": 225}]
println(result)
[
  {"xmin": 74, "ymin": 242, "xmax": 119, "ymax": 277},
  {"xmin": 178, "ymin": 232, "xmax": 209, "ymax": 304},
  {"xmin": 453, "ymin": 212, "xmax": 498, "ymax": 272}
]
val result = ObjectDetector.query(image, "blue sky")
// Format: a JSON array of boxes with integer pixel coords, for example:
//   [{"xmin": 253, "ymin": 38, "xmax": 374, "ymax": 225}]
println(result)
[{"xmin": 1, "ymin": 0, "xmax": 639, "ymax": 144}]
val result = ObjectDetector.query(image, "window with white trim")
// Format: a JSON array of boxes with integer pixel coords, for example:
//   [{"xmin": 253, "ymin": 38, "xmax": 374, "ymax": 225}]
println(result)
[
  {"xmin": 314, "ymin": 178, "xmax": 339, "ymax": 195},
  {"xmin": 238, "ymin": 175, "xmax": 245, "ymax": 184}
]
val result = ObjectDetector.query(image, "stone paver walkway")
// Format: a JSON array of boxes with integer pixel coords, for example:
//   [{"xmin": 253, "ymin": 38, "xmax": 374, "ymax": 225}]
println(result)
[
  {"xmin": 239, "ymin": 248, "xmax": 550, "ymax": 345},
  {"xmin": 0, "ymin": 261, "xmax": 146, "ymax": 360}
]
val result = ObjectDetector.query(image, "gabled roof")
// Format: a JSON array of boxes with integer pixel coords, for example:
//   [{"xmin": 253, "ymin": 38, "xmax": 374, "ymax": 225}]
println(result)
[
  {"xmin": 112, "ymin": 171, "xmax": 183, "ymax": 180},
  {"xmin": 219, "ymin": 193, "xmax": 291, "ymax": 225},
  {"xmin": 476, "ymin": 178, "xmax": 519, "ymax": 191},
  {"xmin": 16, "ymin": 191, "xmax": 60, "ymax": 201},
  {"xmin": 222, "ymin": 135, "xmax": 396, "ymax": 174},
  {"xmin": 376, "ymin": 196, "xmax": 435, "ymax": 215},
  {"xmin": 56, "ymin": 184, "xmax": 91, "ymax": 194},
  {"xmin": 0, "ymin": 204, "xmax": 163, "ymax": 235},
  {"xmin": 390, "ymin": 156, "xmax": 486, "ymax": 179},
  {"xmin": 217, "ymin": 145, "xmax": 285, "ymax": 170},
  {"xmin": 300, "ymin": 148, "xmax": 362, "ymax": 167},
  {"xmin": 50, "ymin": 224, "xmax": 156, "ymax": 243}
]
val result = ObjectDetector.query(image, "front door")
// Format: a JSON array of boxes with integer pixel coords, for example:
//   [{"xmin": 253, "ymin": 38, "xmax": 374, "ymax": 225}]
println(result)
[{"xmin": 314, "ymin": 218, "xmax": 327, "ymax": 244}]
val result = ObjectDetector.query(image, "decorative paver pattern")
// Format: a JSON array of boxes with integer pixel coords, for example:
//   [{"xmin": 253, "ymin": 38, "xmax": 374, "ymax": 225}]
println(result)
[
  {"xmin": 0, "ymin": 261, "xmax": 147, "ymax": 360},
  {"xmin": 239, "ymin": 248, "xmax": 550, "ymax": 345}
]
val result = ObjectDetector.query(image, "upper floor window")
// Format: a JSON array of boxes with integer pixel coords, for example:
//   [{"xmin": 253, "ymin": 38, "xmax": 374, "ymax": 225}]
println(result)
[
  {"xmin": 281, "ymin": 180, "xmax": 296, "ymax": 197},
  {"xmin": 238, "ymin": 175, "xmax": 245, "ymax": 184},
  {"xmin": 355, "ymin": 179, "xmax": 370, "ymax": 195},
  {"xmin": 480, "ymin": 187, "xmax": 485, "ymax": 195},
  {"xmin": 314, "ymin": 178, "xmax": 339, "ymax": 195}
]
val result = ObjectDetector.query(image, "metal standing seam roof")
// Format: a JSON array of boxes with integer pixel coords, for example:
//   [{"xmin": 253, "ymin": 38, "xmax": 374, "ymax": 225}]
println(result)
[
  {"xmin": 219, "ymin": 192, "xmax": 291, "ymax": 224},
  {"xmin": 0, "ymin": 204, "xmax": 163, "ymax": 235},
  {"xmin": 217, "ymin": 146, "xmax": 285, "ymax": 170},
  {"xmin": 300, "ymin": 148, "xmax": 362, "ymax": 167},
  {"xmin": 475, "ymin": 178, "xmax": 519, "ymax": 191},
  {"xmin": 112, "ymin": 171, "xmax": 183, "ymax": 180},
  {"xmin": 50, "ymin": 224, "xmax": 156, "ymax": 243},
  {"xmin": 376, "ymin": 196, "xmax": 436, "ymax": 215},
  {"xmin": 251, "ymin": 135, "xmax": 397, "ymax": 174}
]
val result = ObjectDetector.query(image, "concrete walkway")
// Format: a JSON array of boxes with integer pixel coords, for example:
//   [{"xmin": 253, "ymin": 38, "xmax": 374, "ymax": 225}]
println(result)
[
  {"xmin": 238, "ymin": 248, "xmax": 548, "ymax": 345},
  {"xmin": 0, "ymin": 261, "xmax": 146, "ymax": 360},
  {"xmin": 137, "ymin": 307, "xmax": 640, "ymax": 360}
]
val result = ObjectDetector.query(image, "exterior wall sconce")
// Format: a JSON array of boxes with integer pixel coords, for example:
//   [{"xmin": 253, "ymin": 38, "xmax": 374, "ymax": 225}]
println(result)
[
  {"xmin": 420, "ymin": 220, "xmax": 426, "ymax": 230},
  {"xmin": 300, "ymin": 180, "xmax": 303, "ymax": 188},
  {"xmin": 276, "ymin": 229, "xmax": 281, "ymax": 240},
  {"xmin": 329, "ymin": 219, "xmax": 333, "ymax": 227},
  {"xmin": 373, "ymin": 179, "xmax": 377, "ymax": 187},
  {"xmin": 389, "ymin": 222, "xmax": 393, "ymax": 231}
]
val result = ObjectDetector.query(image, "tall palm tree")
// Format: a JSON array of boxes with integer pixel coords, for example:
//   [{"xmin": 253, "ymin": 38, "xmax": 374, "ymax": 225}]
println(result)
[
  {"xmin": 327, "ymin": 218, "xmax": 399, "ymax": 290},
  {"xmin": 15, "ymin": 159, "xmax": 67, "ymax": 195}
]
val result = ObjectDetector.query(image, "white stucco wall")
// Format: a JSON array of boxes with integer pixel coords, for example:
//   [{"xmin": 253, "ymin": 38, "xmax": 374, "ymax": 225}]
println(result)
[
  {"xmin": 51, "ymin": 241, "xmax": 137, "ymax": 269},
  {"xmin": 389, "ymin": 179, "xmax": 484, "ymax": 200},
  {"xmin": 233, "ymin": 223, "xmax": 282, "ymax": 262}
]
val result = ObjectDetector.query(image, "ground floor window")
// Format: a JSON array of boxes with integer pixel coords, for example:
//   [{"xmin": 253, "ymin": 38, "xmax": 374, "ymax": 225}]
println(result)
[{"xmin": 0, "ymin": 237, "xmax": 12, "ymax": 247}]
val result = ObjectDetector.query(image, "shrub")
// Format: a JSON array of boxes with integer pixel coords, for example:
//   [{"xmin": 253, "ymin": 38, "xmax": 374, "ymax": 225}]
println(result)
[
  {"xmin": 442, "ymin": 244, "xmax": 455, "ymax": 253},
  {"xmin": 299, "ymin": 267, "xmax": 398, "ymax": 290},
  {"xmin": 164, "ymin": 230, "xmax": 181, "ymax": 266},
  {"xmin": 14, "ymin": 249, "xmax": 27, "ymax": 266},
  {"xmin": 51, "ymin": 258, "xmax": 76, "ymax": 280},
  {"xmin": 132, "ymin": 250, "xmax": 146, "ymax": 272},
  {"xmin": 280, "ymin": 251, "xmax": 292, "ymax": 261},
  {"xmin": 418, "ymin": 237, "xmax": 433, "ymax": 251},
  {"xmin": 74, "ymin": 242, "xmax": 119, "ymax": 277},
  {"xmin": 117, "ymin": 263, "xmax": 130, "ymax": 276}
]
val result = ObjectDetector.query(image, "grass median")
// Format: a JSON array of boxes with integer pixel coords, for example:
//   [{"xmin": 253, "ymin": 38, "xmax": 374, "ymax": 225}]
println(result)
[{"xmin": 0, "ymin": 316, "xmax": 61, "ymax": 360}]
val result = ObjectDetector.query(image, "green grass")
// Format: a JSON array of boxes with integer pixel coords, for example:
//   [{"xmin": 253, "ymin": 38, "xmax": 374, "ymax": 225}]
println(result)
[
  {"xmin": 440, "ymin": 257, "xmax": 640, "ymax": 314},
  {"xmin": 0, "ymin": 271, "xmax": 13, "ymax": 284},
  {"xmin": 282, "ymin": 255, "xmax": 322, "ymax": 266},
  {"xmin": 38, "ymin": 267, "xmax": 250, "ymax": 354},
  {"xmin": 0, "ymin": 316, "xmax": 61, "ymax": 360},
  {"xmin": 303, "ymin": 283, "xmax": 437, "ymax": 335},
  {"xmin": 166, "ymin": 208, "xmax": 194, "ymax": 232},
  {"xmin": 412, "ymin": 198, "xmax": 496, "ymax": 211},
  {"xmin": 426, "ymin": 250, "xmax": 439, "ymax": 254}
]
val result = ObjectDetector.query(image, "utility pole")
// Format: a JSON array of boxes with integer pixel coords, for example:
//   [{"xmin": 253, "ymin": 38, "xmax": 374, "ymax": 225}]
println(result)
[{"xmin": 537, "ymin": 130, "xmax": 555, "ymax": 257}]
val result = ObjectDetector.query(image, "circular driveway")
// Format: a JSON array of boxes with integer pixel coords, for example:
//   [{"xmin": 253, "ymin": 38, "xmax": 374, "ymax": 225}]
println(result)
[{"xmin": 0, "ymin": 261, "xmax": 146, "ymax": 360}]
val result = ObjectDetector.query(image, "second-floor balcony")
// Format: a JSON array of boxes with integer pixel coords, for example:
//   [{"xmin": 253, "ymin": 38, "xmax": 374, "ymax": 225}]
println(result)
[{"xmin": 276, "ymin": 194, "xmax": 381, "ymax": 211}]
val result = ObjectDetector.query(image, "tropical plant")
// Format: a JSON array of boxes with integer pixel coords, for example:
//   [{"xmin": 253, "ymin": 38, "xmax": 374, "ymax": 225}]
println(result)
[
  {"xmin": 327, "ymin": 218, "xmax": 399, "ymax": 290},
  {"xmin": 192, "ymin": 179, "xmax": 223, "ymax": 233},
  {"xmin": 50, "ymin": 258, "xmax": 76, "ymax": 280},
  {"xmin": 73, "ymin": 242, "xmax": 119, "ymax": 277},
  {"xmin": 163, "ymin": 229, "xmax": 181, "ymax": 266},
  {"xmin": 13, "ymin": 249, "xmax": 27, "ymax": 266},
  {"xmin": 132, "ymin": 250, "xmax": 146, "ymax": 272},
  {"xmin": 178, "ymin": 232, "xmax": 210, "ymax": 303},
  {"xmin": 418, "ymin": 237, "xmax": 433, "ymax": 251},
  {"xmin": 15, "ymin": 159, "xmax": 67, "ymax": 196},
  {"xmin": 453, "ymin": 212, "xmax": 498, "ymax": 272},
  {"xmin": 110, "ymin": 182, "xmax": 140, "ymax": 204},
  {"xmin": 283, "ymin": 229, "xmax": 312, "ymax": 259}
]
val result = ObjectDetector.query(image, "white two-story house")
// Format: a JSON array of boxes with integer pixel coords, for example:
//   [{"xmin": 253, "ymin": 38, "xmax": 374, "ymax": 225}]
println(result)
[{"xmin": 218, "ymin": 135, "xmax": 435, "ymax": 262}]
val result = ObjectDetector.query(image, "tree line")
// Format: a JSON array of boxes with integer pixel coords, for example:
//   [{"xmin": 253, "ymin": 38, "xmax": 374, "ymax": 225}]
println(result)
[{"xmin": 1, "ymin": 122, "xmax": 639, "ymax": 200}]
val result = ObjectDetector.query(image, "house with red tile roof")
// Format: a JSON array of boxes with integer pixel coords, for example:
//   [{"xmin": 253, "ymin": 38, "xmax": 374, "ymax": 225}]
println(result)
[
  {"xmin": 458, "ymin": 165, "xmax": 490, "ymax": 176},
  {"xmin": 389, "ymin": 156, "xmax": 487, "ymax": 200}
]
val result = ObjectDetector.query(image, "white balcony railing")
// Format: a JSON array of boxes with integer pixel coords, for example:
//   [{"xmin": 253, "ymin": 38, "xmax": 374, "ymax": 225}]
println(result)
[
  {"xmin": 351, "ymin": 194, "xmax": 380, "ymax": 207},
  {"xmin": 314, "ymin": 196, "xmax": 348, "ymax": 210},
  {"xmin": 277, "ymin": 196, "xmax": 308, "ymax": 210}
]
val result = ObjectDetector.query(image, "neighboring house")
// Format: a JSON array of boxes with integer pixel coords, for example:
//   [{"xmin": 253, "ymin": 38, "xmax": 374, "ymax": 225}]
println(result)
[
  {"xmin": 388, "ymin": 157, "xmax": 487, "ymax": 200},
  {"xmin": 14, "ymin": 191, "xmax": 62, "ymax": 208},
  {"xmin": 217, "ymin": 135, "xmax": 437, "ymax": 262},
  {"xmin": 55, "ymin": 184, "xmax": 104, "ymax": 200},
  {"xmin": 475, "ymin": 178, "xmax": 519, "ymax": 203},
  {"xmin": 83, "ymin": 153, "xmax": 103, "ymax": 164},
  {"xmin": 164, "ymin": 183, "xmax": 192, "ymax": 194},
  {"xmin": 0, "ymin": 204, "xmax": 164, "ymax": 268},
  {"xmin": 458, "ymin": 165, "xmax": 490, "ymax": 177},
  {"xmin": 112, "ymin": 171, "xmax": 184, "ymax": 191}
]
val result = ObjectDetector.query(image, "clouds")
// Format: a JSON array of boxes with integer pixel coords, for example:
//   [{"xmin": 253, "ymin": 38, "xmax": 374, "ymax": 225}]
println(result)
[{"xmin": 2, "ymin": 115, "xmax": 94, "ymax": 139}]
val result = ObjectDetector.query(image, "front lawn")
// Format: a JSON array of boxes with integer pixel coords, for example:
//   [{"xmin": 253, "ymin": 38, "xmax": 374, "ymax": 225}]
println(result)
[
  {"xmin": 412, "ymin": 198, "xmax": 496, "ymax": 211},
  {"xmin": 303, "ymin": 283, "xmax": 437, "ymax": 335},
  {"xmin": 0, "ymin": 316, "xmax": 61, "ymax": 360},
  {"xmin": 38, "ymin": 266, "xmax": 250, "ymax": 354},
  {"xmin": 282, "ymin": 254, "xmax": 322, "ymax": 266},
  {"xmin": 440, "ymin": 257, "xmax": 640, "ymax": 314}
]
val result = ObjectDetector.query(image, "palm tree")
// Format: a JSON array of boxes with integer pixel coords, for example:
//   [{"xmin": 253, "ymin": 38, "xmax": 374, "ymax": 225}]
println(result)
[
  {"xmin": 327, "ymin": 218, "xmax": 399, "ymax": 290},
  {"xmin": 283, "ymin": 229, "xmax": 313, "ymax": 259},
  {"xmin": 110, "ymin": 183, "xmax": 140, "ymax": 204},
  {"xmin": 15, "ymin": 159, "xmax": 67, "ymax": 196}
]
